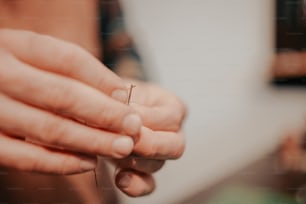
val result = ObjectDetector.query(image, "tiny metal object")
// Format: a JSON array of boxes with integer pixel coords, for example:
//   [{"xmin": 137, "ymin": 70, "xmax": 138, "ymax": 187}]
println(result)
[
  {"xmin": 93, "ymin": 169, "xmax": 102, "ymax": 203},
  {"xmin": 127, "ymin": 84, "xmax": 136, "ymax": 105},
  {"xmin": 93, "ymin": 168, "xmax": 103, "ymax": 203}
]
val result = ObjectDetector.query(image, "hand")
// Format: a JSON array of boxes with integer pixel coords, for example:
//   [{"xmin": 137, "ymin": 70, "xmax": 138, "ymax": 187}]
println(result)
[
  {"xmin": 0, "ymin": 29, "xmax": 142, "ymax": 174},
  {"xmin": 114, "ymin": 79, "xmax": 187, "ymax": 197},
  {"xmin": 272, "ymin": 52, "xmax": 306, "ymax": 78}
]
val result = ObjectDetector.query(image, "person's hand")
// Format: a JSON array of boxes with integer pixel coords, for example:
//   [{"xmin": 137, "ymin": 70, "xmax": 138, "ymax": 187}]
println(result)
[
  {"xmin": 0, "ymin": 29, "xmax": 142, "ymax": 174},
  {"xmin": 272, "ymin": 52, "xmax": 306, "ymax": 78},
  {"xmin": 113, "ymin": 79, "xmax": 187, "ymax": 197}
]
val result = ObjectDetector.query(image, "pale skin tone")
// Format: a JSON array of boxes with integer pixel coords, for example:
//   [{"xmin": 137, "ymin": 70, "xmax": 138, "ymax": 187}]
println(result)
[
  {"xmin": 0, "ymin": 0, "xmax": 186, "ymax": 198},
  {"xmin": 273, "ymin": 52, "xmax": 306, "ymax": 78}
]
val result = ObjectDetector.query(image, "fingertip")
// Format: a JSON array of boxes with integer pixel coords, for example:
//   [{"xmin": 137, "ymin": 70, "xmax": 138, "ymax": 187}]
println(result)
[
  {"xmin": 116, "ymin": 171, "xmax": 132, "ymax": 188},
  {"xmin": 115, "ymin": 170, "xmax": 155, "ymax": 197},
  {"xmin": 112, "ymin": 136, "xmax": 134, "ymax": 158},
  {"xmin": 117, "ymin": 157, "xmax": 165, "ymax": 174},
  {"xmin": 123, "ymin": 114, "xmax": 142, "ymax": 138}
]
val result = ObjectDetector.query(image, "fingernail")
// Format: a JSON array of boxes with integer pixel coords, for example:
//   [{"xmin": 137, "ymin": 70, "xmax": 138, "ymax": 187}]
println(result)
[
  {"xmin": 111, "ymin": 89, "xmax": 128, "ymax": 103},
  {"xmin": 80, "ymin": 158, "xmax": 97, "ymax": 171},
  {"xmin": 118, "ymin": 173, "xmax": 132, "ymax": 188},
  {"xmin": 123, "ymin": 114, "xmax": 142, "ymax": 136},
  {"xmin": 112, "ymin": 136, "xmax": 134, "ymax": 158}
]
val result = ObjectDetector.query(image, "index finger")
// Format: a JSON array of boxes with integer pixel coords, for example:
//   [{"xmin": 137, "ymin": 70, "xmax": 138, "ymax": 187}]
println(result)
[{"xmin": 0, "ymin": 29, "xmax": 128, "ymax": 102}]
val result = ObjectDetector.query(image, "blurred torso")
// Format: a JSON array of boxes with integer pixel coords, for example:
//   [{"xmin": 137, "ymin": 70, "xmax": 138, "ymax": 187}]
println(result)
[{"xmin": 0, "ymin": 0, "xmax": 101, "ymax": 57}]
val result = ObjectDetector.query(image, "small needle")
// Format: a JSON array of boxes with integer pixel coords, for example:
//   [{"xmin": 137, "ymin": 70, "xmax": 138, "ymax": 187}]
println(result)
[
  {"xmin": 127, "ymin": 84, "xmax": 136, "ymax": 105},
  {"xmin": 93, "ymin": 169, "xmax": 102, "ymax": 203}
]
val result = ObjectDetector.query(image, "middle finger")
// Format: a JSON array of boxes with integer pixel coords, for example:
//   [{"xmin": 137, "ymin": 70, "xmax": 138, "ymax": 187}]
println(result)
[{"xmin": 0, "ymin": 53, "xmax": 141, "ymax": 136}]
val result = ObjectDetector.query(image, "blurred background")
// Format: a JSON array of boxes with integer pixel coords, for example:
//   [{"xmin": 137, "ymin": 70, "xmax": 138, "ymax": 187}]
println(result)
[{"xmin": 117, "ymin": 0, "xmax": 306, "ymax": 203}]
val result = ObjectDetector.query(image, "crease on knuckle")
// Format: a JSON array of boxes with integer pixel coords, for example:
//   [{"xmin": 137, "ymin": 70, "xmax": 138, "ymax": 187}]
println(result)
[
  {"xmin": 38, "ymin": 117, "xmax": 67, "ymax": 146},
  {"xmin": 90, "ymin": 133, "xmax": 110, "ymax": 156},
  {"xmin": 16, "ymin": 152, "xmax": 41, "ymax": 172},
  {"xmin": 47, "ymin": 83, "xmax": 77, "ymax": 112},
  {"xmin": 57, "ymin": 156, "xmax": 76, "ymax": 175},
  {"xmin": 142, "ymin": 143, "xmax": 158, "ymax": 158},
  {"xmin": 57, "ymin": 44, "xmax": 84, "ymax": 73},
  {"xmin": 95, "ymin": 76, "xmax": 108, "ymax": 92},
  {"xmin": 95, "ymin": 106, "xmax": 120, "ymax": 130}
]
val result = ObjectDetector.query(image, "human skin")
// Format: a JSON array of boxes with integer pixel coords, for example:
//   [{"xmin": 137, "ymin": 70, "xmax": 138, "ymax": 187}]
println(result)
[
  {"xmin": 114, "ymin": 79, "xmax": 186, "ymax": 196},
  {"xmin": 0, "ymin": 0, "xmax": 187, "ymax": 198},
  {"xmin": 0, "ymin": 28, "xmax": 142, "ymax": 173},
  {"xmin": 272, "ymin": 52, "xmax": 306, "ymax": 78}
]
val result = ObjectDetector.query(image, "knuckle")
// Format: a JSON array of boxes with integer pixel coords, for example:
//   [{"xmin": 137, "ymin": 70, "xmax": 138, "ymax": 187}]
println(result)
[
  {"xmin": 57, "ymin": 43, "xmax": 84, "ymax": 69},
  {"xmin": 59, "ymin": 45, "xmax": 78, "ymax": 62},
  {"xmin": 16, "ymin": 153, "xmax": 41, "ymax": 172},
  {"xmin": 96, "ymin": 115, "xmax": 114, "ymax": 130},
  {"xmin": 46, "ymin": 83, "xmax": 76, "ymax": 112},
  {"xmin": 90, "ymin": 133, "xmax": 112, "ymax": 156},
  {"xmin": 142, "ymin": 144, "xmax": 158, "ymax": 158},
  {"xmin": 57, "ymin": 157, "xmax": 75, "ymax": 175},
  {"xmin": 90, "ymin": 135, "xmax": 104, "ymax": 155},
  {"xmin": 38, "ymin": 117, "xmax": 67, "ymax": 145},
  {"xmin": 95, "ymin": 105, "xmax": 124, "ymax": 130},
  {"xmin": 95, "ymin": 75, "xmax": 108, "ymax": 90}
]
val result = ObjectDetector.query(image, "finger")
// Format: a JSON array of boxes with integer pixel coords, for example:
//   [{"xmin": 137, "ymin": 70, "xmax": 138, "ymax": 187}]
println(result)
[
  {"xmin": 0, "ymin": 29, "xmax": 128, "ymax": 102},
  {"xmin": 119, "ymin": 79, "xmax": 187, "ymax": 131},
  {"xmin": 115, "ymin": 170, "xmax": 155, "ymax": 197},
  {"xmin": 0, "ymin": 51, "xmax": 141, "ymax": 136},
  {"xmin": 131, "ymin": 103, "xmax": 186, "ymax": 132},
  {"xmin": 133, "ymin": 127, "xmax": 185, "ymax": 160},
  {"xmin": 0, "ymin": 132, "xmax": 97, "ymax": 174},
  {"xmin": 115, "ymin": 156, "xmax": 165, "ymax": 174},
  {"xmin": 0, "ymin": 94, "xmax": 135, "ymax": 158},
  {"xmin": 273, "ymin": 52, "xmax": 306, "ymax": 78}
]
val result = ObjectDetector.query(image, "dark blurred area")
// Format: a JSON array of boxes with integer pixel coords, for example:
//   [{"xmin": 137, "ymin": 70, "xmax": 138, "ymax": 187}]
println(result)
[
  {"xmin": 276, "ymin": 0, "xmax": 306, "ymax": 51},
  {"xmin": 272, "ymin": 0, "xmax": 306, "ymax": 86}
]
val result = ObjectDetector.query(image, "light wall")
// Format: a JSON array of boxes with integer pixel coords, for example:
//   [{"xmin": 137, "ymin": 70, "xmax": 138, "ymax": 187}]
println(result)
[{"xmin": 120, "ymin": 1, "xmax": 306, "ymax": 204}]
